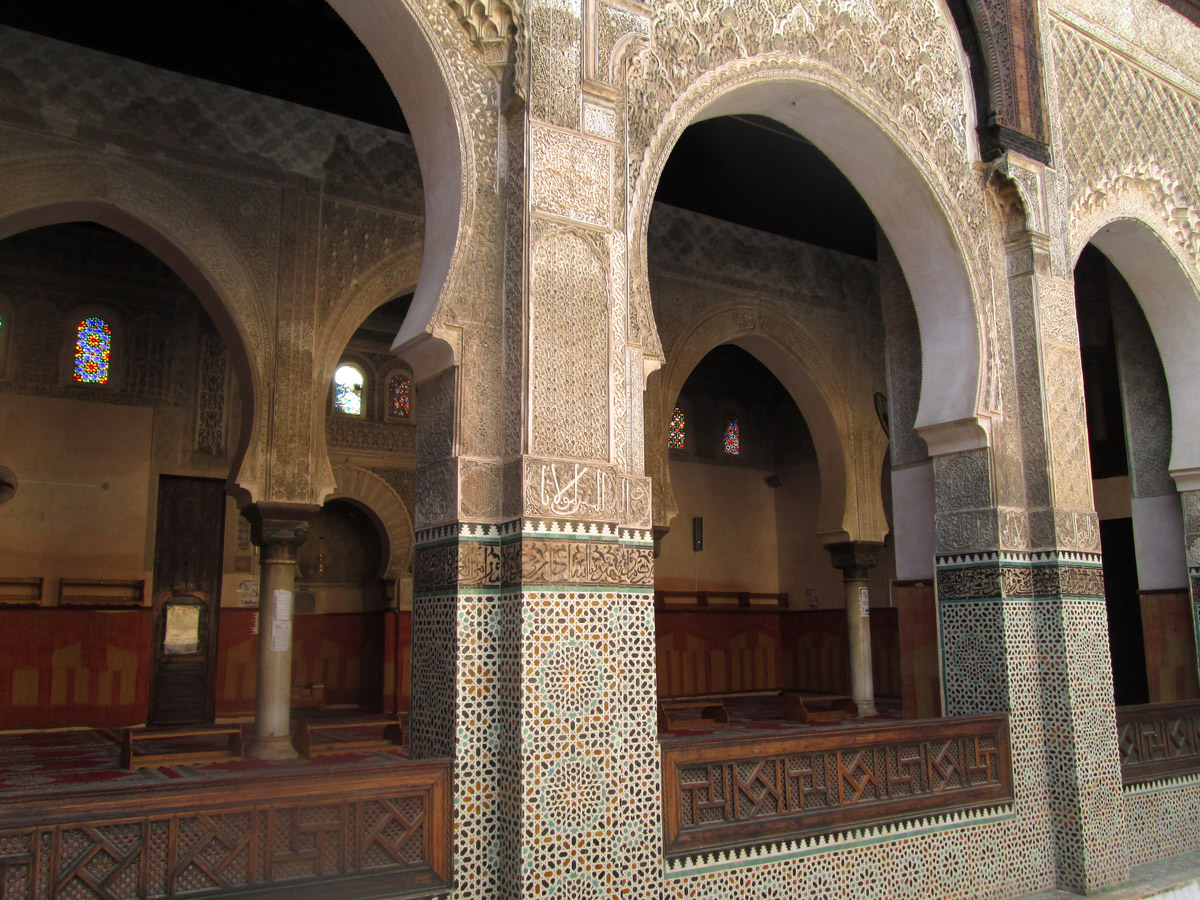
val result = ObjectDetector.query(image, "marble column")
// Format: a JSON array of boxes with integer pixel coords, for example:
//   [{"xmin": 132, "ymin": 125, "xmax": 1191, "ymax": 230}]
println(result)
[
  {"xmin": 244, "ymin": 503, "xmax": 317, "ymax": 760},
  {"xmin": 827, "ymin": 541, "xmax": 883, "ymax": 717}
]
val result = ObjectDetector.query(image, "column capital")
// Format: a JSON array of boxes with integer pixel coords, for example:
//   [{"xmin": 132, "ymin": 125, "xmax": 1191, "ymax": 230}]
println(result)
[
  {"xmin": 826, "ymin": 541, "xmax": 886, "ymax": 580},
  {"xmin": 242, "ymin": 502, "xmax": 320, "ymax": 559}
]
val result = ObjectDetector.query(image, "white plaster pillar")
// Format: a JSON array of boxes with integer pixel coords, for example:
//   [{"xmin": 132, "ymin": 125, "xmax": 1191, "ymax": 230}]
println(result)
[
  {"xmin": 244, "ymin": 503, "xmax": 317, "ymax": 760},
  {"xmin": 827, "ymin": 541, "xmax": 884, "ymax": 717}
]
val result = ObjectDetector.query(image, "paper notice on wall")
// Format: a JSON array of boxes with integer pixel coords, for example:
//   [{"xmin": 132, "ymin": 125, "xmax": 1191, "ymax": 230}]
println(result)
[
  {"xmin": 270, "ymin": 619, "xmax": 291, "ymax": 652},
  {"xmin": 859, "ymin": 587, "xmax": 870, "ymax": 616},
  {"xmin": 273, "ymin": 589, "xmax": 293, "ymax": 621}
]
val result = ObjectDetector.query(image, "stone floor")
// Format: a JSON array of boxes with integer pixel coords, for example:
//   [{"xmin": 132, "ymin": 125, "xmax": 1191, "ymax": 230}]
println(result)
[{"xmin": 1017, "ymin": 850, "xmax": 1200, "ymax": 899}]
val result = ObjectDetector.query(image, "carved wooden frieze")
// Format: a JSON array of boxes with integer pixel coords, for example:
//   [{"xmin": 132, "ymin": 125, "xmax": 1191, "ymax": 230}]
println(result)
[
  {"xmin": 0, "ymin": 761, "xmax": 452, "ymax": 900},
  {"xmin": 661, "ymin": 715, "xmax": 1013, "ymax": 858},
  {"xmin": 1116, "ymin": 700, "xmax": 1200, "ymax": 786}
]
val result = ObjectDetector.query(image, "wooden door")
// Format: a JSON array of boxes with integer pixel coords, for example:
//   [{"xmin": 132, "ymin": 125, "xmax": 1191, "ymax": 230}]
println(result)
[{"xmin": 148, "ymin": 476, "xmax": 226, "ymax": 724}]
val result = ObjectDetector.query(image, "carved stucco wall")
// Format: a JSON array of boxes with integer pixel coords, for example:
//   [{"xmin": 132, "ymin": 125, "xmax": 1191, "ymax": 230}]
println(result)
[
  {"xmin": 1047, "ymin": 0, "xmax": 1200, "ymax": 291},
  {"xmin": 645, "ymin": 204, "xmax": 889, "ymax": 543},
  {"xmin": 0, "ymin": 24, "xmax": 433, "ymax": 507},
  {"xmin": 1046, "ymin": 0, "xmax": 1200, "ymax": 479}
]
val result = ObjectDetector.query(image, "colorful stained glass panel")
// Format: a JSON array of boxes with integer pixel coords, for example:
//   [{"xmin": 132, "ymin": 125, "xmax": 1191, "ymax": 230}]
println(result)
[
  {"xmin": 390, "ymin": 374, "xmax": 411, "ymax": 417},
  {"xmin": 334, "ymin": 364, "xmax": 364, "ymax": 415},
  {"xmin": 74, "ymin": 317, "xmax": 112, "ymax": 384},
  {"xmin": 669, "ymin": 407, "xmax": 686, "ymax": 449},
  {"xmin": 723, "ymin": 419, "xmax": 740, "ymax": 455}
]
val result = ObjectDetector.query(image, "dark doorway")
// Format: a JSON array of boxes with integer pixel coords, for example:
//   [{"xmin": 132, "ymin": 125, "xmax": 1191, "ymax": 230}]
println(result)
[
  {"xmin": 1099, "ymin": 518, "xmax": 1149, "ymax": 707},
  {"xmin": 148, "ymin": 476, "xmax": 226, "ymax": 724}
]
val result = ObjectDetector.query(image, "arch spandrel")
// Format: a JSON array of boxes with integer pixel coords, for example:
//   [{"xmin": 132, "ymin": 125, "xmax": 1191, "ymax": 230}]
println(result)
[
  {"xmin": 0, "ymin": 151, "xmax": 271, "ymax": 503},
  {"xmin": 310, "ymin": 242, "xmax": 423, "ymax": 505},
  {"xmin": 623, "ymin": 0, "xmax": 999, "ymax": 448}
]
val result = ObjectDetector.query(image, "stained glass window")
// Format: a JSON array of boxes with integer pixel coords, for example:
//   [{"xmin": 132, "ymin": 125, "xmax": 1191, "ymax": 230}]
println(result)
[
  {"xmin": 334, "ymin": 364, "xmax": 365, "ymax": 415},
  {"xmin": 723, "ymin": 418, "xmax": 740, "ymax": 455},
  {"xmin": 73, "ymin": 317, "xmax": 112, "ymax": 384},
  {"xmin": 389, "ymin": 374, "xmax": 411, "ymax": 417},
  {"xmin": 669, "ymin": 406, "xmax": 686, "ymax": 449}
]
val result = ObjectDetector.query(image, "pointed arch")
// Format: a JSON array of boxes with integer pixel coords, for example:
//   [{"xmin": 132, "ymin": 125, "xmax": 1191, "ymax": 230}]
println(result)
[
  {"xmin": 630, "ymin": 64, "xmax": 992, "ymax": 453},
  {"xmin": 649, "ymin": 304, "xmax": 862, "ymax": 543},
  {"xmin": 1079, "ymin": 216, "xmax": 1200, "ymax": 483}
]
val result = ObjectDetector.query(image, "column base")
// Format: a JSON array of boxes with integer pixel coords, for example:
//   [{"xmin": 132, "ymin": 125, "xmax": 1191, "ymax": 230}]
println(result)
[
  {"xmin": 854, "ymin": 700, "xmax": 879, "ymax": 718},
  {"xmin": 247, "ymin": 734, "xmax": 298, "ymax": 760}
]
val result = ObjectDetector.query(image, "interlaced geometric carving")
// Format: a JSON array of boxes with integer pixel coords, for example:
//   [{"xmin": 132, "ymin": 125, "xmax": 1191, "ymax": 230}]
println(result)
[
  {"xmin": 0, "ymin": 764, "xmax": 450, "ymax": 900},
  {"xmin": 662, "ymin": 717, "xmax": 1013, "ymax": 858},
  {"xmin": 1116, "ymin": 701, "xmax": 1200, "ymax": 786}
]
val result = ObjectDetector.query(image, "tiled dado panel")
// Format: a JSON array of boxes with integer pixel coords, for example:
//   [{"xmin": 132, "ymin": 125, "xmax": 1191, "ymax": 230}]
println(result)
[
  {"xmin": 505, "ymin": 521, "xmax": 660, "ymax": 898},
  {"xmin": 937, "ymin": 551, "xmax": 1129, "ymax": 893},
  {"xmin": 411, "ymin": 521, "xmax": 661, "ymax": 900},
  {"xmin": 411, "ymin": 523, "xmax": 516, "ymax": 900}
]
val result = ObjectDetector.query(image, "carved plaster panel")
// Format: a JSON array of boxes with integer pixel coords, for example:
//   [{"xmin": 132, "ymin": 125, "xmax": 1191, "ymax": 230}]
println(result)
[
  {"xmin": 530, "ymin": 0, "xmax": 583, "ymax": 129},
  {"xmin": 326, "ymin": 418, "xmax": 417, "ymax": 456},
  {"xmin": 461, "ymin": 326, "xmax": 504, "ymax": 460},
  {"xmin": 933, "ymin": 449, "xmax": 993, "ymax": 513},
  {"xmin": 418, "ymin": 369, "xmax": 457, "ymax": 469},
  {"xmin": 529, "ymin": 226, "xmax": 610, "ymax": 460},
  {"xmin": 1043, "ymin": 344, "xmax": 1093, "ymax": 511},
  {"xmin": 1054, "ymin": 509, "xmax": 1102, "ymax": 553},
  {"xmin": 416, "ymin": 458, "xmax": 459, "ymax": 528},
  {"xmin": 317, "ymin": 200, "xmax": 423, "ymax": 315},
  {"xmin": 522, "ymin": 458, "xmax": 651, "ymax": 527},
  {"xmin": 1000, "ymin": 508, "xmax": 1031, "ymax": 551},
  {"xmin": 1039, "ymin": 277, "xmax": 1081, "ymax": 347},
  {"xmin": 1050, "ymin": 17, "xmax": 1200, "ymax": 276},
  {"xmin": 936, "ymin": 509, "xmax": 1001, "ymax": 557},
  {"xmin": 590, "ymin": 1, "xmax": 651, "ymax": 88},
  {"xmin": 461, "ymin": 457, "xmax": 503, "ymax": 520},
  {"xmin": 583, "ymin": 101, "xmax": 617, "ymax": 139},
  {"xmin": 530, "ymin": 124, "xmax": 613, "ymax": 227}
]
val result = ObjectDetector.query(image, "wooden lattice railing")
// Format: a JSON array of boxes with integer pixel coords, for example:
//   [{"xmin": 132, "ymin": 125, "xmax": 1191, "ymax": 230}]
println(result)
[
  {"xmin": 1116, "ymin": 700, "xmax": 1200, "ymax": 786},
  {"xmin": 0, "ymin": 759, "xmax": 451, "ymax": 899},
  {"xmin": 661, "ymin": 715, "xmax": 1012, "ymax": 858}
]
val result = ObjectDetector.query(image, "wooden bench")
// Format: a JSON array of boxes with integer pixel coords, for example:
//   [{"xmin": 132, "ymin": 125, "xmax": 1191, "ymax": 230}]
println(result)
[
  {"xmin": 657, "ymin": 698, "xmax": 730, "ymax": 731},
  {"xmin": 121, "ymin": 725, "xmax": 244, "ymax": 770},
  {"xmin": 293, "ymin": 716, "xmax": 405, "ymax": 758},
  {"xmin": 781, "ymin": 691, "xmax": 857, "ymax": 723}
]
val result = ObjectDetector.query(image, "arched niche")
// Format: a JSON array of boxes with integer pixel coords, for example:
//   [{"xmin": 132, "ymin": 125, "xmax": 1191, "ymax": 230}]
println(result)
[
  {"xmin": 328, "ymin": 464, "xmax": 415, "ymax": 584},
  {"xmin": 0, "ymin": 155, "xmax": 268, "ymax": 500},
  {"xmin": 1081, "ymin": 218, "xmax": 1200, "ymax": 486},
  {"xmin": 328, "ymin": 0, "xmax": 471, "ymax": 379},
  {"xmin": 632, "ymin": 69, "xmax": 991, "ymax": 455}
]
